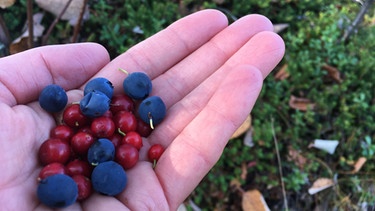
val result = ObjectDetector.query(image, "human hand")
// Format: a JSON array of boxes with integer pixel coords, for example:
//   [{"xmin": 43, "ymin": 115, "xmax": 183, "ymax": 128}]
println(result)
[{"xmin": 0, "ymin": 9, "xmax": 284, "ymax": 211}]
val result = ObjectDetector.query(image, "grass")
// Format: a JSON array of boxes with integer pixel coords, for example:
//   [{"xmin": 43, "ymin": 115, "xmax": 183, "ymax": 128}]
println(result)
[{"xmin": 1, "ymin": 0, "xmax": 375, "ymax": 210}]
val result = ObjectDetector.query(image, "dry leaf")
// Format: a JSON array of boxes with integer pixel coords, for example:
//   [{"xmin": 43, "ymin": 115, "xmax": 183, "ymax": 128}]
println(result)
[
  {"xmin": 35, "ymin": 0, "xmax": 89, "ymax": 25},
  {"xmin": 242, "ymin": 189, "xmax": 270, "ymax": 211},
  {"xmin": 309, "ymin": 139, "xmax": 339, "ymax": 154},
  {"xmin": 273, "ymin": 23, "xmax": 289, "ymax": 33},
  {"xmin": 308, "ymin": 178, "xmax": 334, "ymax": 195},
  {"xmin": 289, "ymin": 95, "xmax": 315, "ymax": 111},
  {"xmin": 0, "ymin": 0, "xmax": 15, "ymax": 8},
  {"xmin": 274, "ymin": 64, "xmax": 289, "ymax": 80},
  {"xmin": 352, "ymin": 157, "xmax": 367, "ymax": 173},
  {"xmin": 322, "ymin": 64, "xmax": 343, "ymax": 83},
  {"xmin": 287, "ymin": 146, "xmax": 307, "ymax": 169},
  {"xmin": 231, "ymin": 115, "xmax": 251, "ymax": 139}
]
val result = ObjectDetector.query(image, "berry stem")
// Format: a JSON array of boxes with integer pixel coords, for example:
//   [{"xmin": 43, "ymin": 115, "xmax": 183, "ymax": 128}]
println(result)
[
  {"xmin": 118, "ymin": 128, "xmax": 126, "ymax": 136},
  {"xmin": 148, "ymin": 112, "xmax": 154, "ymax": 130},
  {"xmin": 118, "ymin": 68, "xmax": 129, "ymax": 75}
]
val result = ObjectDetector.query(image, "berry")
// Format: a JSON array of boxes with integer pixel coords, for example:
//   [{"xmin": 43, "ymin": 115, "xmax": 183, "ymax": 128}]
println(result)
[
  {"xmin": 148, "ymin": 144, "xmax": 164, "ymax": 166},
  {"xmin": 38, "ymin": 84, "xmax": 68, "ymax": 113},
  {"xmin": 38, "ymin": 138, "xmax": 71, "ymax": 165},
  {"xmin": 84, "ymin": 77, "xmax": 114, "ymax": 99},
  {"xmin": 87, "ymin": 138, "xmax": 115, "ymax": 166},
  {"xmin": 70, "ymin": 132, "xmax": 95, "ymax": 156},
  {"xmin": 91, "ymin": 161, "xmax": 127, "ymax": 196},
  {"xmin": 80, "ymin": 91, "xmax": 110, "ymax": 118},
  {"xmin": 37, "ymin": 174, "xmax": 78, "ymax": 208},
  {"xmin": 122, "ymin": 72, "xmax": 152, "ymax": 100},
  {"xmin": 110, "ymin": 94, "xmax": 135, "ymax": 114},
  {"xmin": 115, "ymin": 144, "xmax": 139, "ymax": 170},
  {"xmin": 136, "ymin": 117, "xmax": 153, "ymax": 137},
  {"xmin": 91, "ymin": 116, "xmax": 115, "ymax": 138},
  {"xmin": 109, "ymin": 133, "xmax": 122, "ymax": 148},
  {"xmin": 72, "ymin": 175, "xmax": 93, "ymax": 201},
  {"xmin": 49, "ymin": 125, "xmax": 75, "ymax": 143},
  {"xmin": 121, "ymin": 131, "xmax": 143, "ymax": 150},
  {"xmin": 113, "ymin": 111, "xmax": 137, "ymax": 133},
  {"xmin": 138, "ymin": 96, "xmax": 166, "ymax": 129},
  {"xmin": 66, "ymin": 159, "xmax": 93, "ymax": 178},
  {"xmin": 38, "ymin": 162, "xmax": 67, "ymax": 181},
  {"xmin": 63, "ymin": 104, "xmax": 90, "ymax": 128}
]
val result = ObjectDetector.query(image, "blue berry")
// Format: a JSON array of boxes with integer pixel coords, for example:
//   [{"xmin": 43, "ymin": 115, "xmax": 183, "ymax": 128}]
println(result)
[
  {"xmin": 38, "ymin": 84, "xmax": 68, "ymax": 113},
  {"xmin": 84, "ymin": 77, "xmax": 114, "ymax": 99},
  {"xmin": 138, "ymin": 96, "xmax": 166, "ymax": 129},
  {"xmin": 87, "ymin": 138, "xmax": 115, "ymax": 166},
  {"xmin": 79, "ymin": 91, "xmax": 110, "ymax": 118},
  {"xmin": 37, "ymin": 174, "xmax": 78, "ymax": 208},
  {"xmin": 91, "ymin": 161, "xmax": 127, "ymax": 196},
  {"xmin": 123, "ymin": 72, "xmax": 152, "ymax": 100}
]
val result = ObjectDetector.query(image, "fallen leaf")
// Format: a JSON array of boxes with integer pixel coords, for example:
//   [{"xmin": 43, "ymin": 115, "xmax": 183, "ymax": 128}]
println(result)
[
  {"xmin": 231, "ymin": 115, "xmax": 251, "ymax": 139},
  {"xmin": 35, "ymin": 0, "xmax": 89, "ymax": 25},
  {"xmin": 287, "ymin": 146, "xmax": 307, "ymax": 169},
  {"xmin": 0, "ymin": 0, "xmax": 15, "ymax": 9},
  {"xmin": 242, "ymin": 189, "xmax": 270, "ymax": 211},
  {"xmin": 274, "ymin": 64, "xmax": 289, "ymax": 80},
  {"xmin": 322, "ymin": 64, "xmax": 343, "ymax": 83},
  {"xmin": 243, "ymin": 128, "xmax": 254, "ymax": 147},
  {"xmin": 352, "ymin": 157, "xmax": 367, "ymax": 173},
  {"xmin": 309, "ymin": 139, "xmax": 339, "ymax": 154},
  {"xmin": 289, "ymin": 95, "xmax": 315, "ymax": 111},
  {"xmin": 273, "ymin": 23, "xmax": 289, "ymax": 34},
  {"xmin": 308, "ymin": 178, "xmax": 334, "ymax": 195}
]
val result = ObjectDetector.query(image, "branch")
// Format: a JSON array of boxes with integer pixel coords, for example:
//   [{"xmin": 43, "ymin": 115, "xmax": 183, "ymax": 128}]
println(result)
[
  {"xmin": 71, "ymin": 0, "xmax": 88, "ymax": 43},
  {"xmin": 341, "ymin": 0, "xmax": 375, "ymax": 42},
  {"xmin": 27, "ymin": 0, "xmax": 33, "ymax": 48}
]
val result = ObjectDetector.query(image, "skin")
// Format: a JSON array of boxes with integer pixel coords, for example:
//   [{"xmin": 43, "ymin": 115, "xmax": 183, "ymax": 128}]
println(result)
[{"xmin": 0, "ymin": 9, "xmax": 284, "ymax": 211}]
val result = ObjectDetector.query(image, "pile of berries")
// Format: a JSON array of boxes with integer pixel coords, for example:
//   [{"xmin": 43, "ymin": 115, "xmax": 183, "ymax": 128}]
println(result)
[{"xmin": 37, "ymin": 70, "xmax": 166, "ymax": 208}]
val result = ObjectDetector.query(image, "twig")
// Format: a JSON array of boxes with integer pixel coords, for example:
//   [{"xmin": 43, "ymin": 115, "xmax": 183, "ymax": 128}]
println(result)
[
  {"xmin": 0, "ymin": 13, "xmax": 11, "ymax": 46},
  {"xmin": 271, "ymin": 118, "xmax": 289, "ymax": 211},
  {"xmin": 341, "ymin": 0, "xmax": 375, "ymax": 42},
  {"xmin": 27, "ymin": 0, "xmax": 33, "ymax": 48},
  {"xmin": 71, "ymin": 0, "xmax": 89, "ymax": 43},
  {"xmin": 41, "ymin": 0, "xmax": 73, "ymax": 45}
]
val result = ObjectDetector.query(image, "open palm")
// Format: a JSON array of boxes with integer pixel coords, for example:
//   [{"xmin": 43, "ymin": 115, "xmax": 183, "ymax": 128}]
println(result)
[{"xmin": 0, "ymin": 10, "xmax": 284, "ymax": 211}]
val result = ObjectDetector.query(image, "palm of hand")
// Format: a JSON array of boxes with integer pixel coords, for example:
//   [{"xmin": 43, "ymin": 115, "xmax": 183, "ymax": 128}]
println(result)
[{"xmin": 0, "ymin": 10, "xmax": 284, "ymax": 211}]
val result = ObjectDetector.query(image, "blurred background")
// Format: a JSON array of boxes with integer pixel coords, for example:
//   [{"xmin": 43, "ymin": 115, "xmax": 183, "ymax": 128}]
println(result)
[{"xmin": 1, "ymin": 0, "xmax": 375, "ymax": 210}]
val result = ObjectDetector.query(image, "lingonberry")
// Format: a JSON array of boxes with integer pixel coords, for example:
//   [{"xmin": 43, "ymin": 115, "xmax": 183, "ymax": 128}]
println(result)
[
  {"xmin": 121, "ymin": 131, "xmax": 143, "ymax": 151},
  {"xmin": 136, "ymin": 117, "xmax": 153, "ymax": 137},
  {"xmin": 49, "ymin": 125, "xmax": 75, "ymax": 143},
  {"xmin": 38, "ymin": 162, "xmax": 67, "ymax": 181},
  {"xmin": 37, "ymin": 174, "xmax": 78, "ymax": 208},
  {"xmin": 148, "ymin": 144, "xmax": 164, "ymax": 166},
  {"xmin": 110, "ymin": 94, "xmax": 135, "ymax": 114},
  {"xmin": 38, "ymin": 84, "xmax": 68, "ymax": 113},
  {"xmin": 70, "ymin": 132, "xmax": 95, "ymax": 156},
  {"xmin": 63, "ymin": 104, "xmax": 90, "ymax": 128},
  {"xmin": 66, "ymin": 159, "xmax": 93, "ymax": 178},
  {"xmin": 38, "ymin": 138, "xmax": 71, "ymax": 165},
  {"xmin": 108, "ymin": 133, "xmax": 122, "ymax": 148},
  {"xmin": 91, "ymin": 161, "xmax": 127, "ymax": 196},
  {"xmin": 115, "ymin": 144, "xmax": 139, "ymax": 170},
  {"xmin": 90, "ymin": 116, "xmax": 115, "ymax": 138},
  {"xmin": 113, "ymin": 111, "xmax": 137, "ymax": 133},
  {"xmin": 72, "ymin": 175, "xmax": 93, "ymax": 201}
]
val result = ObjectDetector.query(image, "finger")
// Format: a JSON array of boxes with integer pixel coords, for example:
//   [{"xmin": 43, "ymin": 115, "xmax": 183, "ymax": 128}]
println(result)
[
  {"xmin": 0, "ymin": 43, "xmax": 109, "ymax": 106},
  {"xmin": 155, "ymin": 65, "xmax": 264, "ymax": 209},
  {"xmin": 88, "ymin": 9, "xmax": 229, "ymax": 91}
]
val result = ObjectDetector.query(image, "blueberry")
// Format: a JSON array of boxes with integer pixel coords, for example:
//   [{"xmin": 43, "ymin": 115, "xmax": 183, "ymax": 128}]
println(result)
[
  {"xmin": 37, "ymin": 174, "xmax": 78, "ymax": 208},
  {"xmin": 87, "ymin": 138, "xmax": 115, "ymax": 166},
  {"xmin": 80, "ymin": 91, "xmax": 110, "ymax": 118},
  {"xmin": 91, "ymin": 161, "xmax": 127, "ymax": 196},
  {"xmin": 84, "ymin": 77, "xmax": 114, "ymax": 99},
  {"xmin": 138, "ymin": 96, "xmax": 166, "ymax": 128},
  {"xmin": 38, "ymin": 84, "xmax": 68, "ymax": 113},
  {"xmin": 123, "ymin": 72, "xmax": 152, "ymax": 100}
]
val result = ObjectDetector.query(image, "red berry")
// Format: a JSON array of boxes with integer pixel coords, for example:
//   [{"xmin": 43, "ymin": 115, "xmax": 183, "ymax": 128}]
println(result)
[
  {"xmin": 110, "ymin": 94, "xmax": 135, "ymax": 114},
  {"xmin": 108, "ymin": 133, "xmax": 122, "ymax": 148},
  {"xmin": 70, "ymin": 132, "xmax": 95, "ymax": 156},
  {"xmin": 115, "ymin": 144, "xmax": 139, "ymax": 170},
  {"xmin": 49, "ymin": 125, "xmax": 75, "ymax": 143},
  {"xmin": 121, "ymin": 131, "xmax": 143, "ymax": 151},
  {"xmin": 38, "ymin": 138, "xmax": 71, "ymax": 165},
  {"xmin": 66, "ymin": 159, "xmax": 93, "ymax": 178},
  {"xmin": 113, "ymin": 111, "xmax": 137, "ymax": 133},
  {"xmin": 136, "ymin": 117, "xmax": 153, "ymax": 137},
  {"xmin": 63, "ymin": 104, "xmax": 90, "ymax": 128},
  {"xmin": 148, "ymin": 144, "xmax": 164, "ymax": 163},
  {"xmin": 91, "ymin": 116, "xmax": 115, "ymax": 138},
  {"xmin": 38, "ymin": 162, "xmax": 67, "ymax": 181},
  {"xmin": 72, "ymin": 175, "xmax": 93, "ymax": 201}
]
